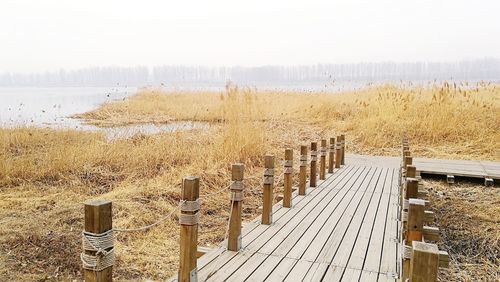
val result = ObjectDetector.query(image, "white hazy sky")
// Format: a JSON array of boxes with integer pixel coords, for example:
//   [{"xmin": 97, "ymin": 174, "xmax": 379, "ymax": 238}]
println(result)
[{"xmin": 1, "ymin": 0, "xmax": 499, "ymax": 73}]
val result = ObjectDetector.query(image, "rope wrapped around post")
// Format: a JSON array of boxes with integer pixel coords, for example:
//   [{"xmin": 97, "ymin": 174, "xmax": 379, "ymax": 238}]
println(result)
[
  {"xmin": 310, "ymin": 142, "xmax": 318, "ymax": 187},
  {"xmin": 82, "ymin": 200, "xmax": 113, "ymax": 282},
  {"xmin": 179, "ymin": 199, "xmax": 201, "ymax": 225},
  {"xmin": 81, "ymin": 230, "xmax": 115, "ymax": 272},
  {"xmin": 263, "ymin": 168, "xmax": 274, "ymax": 184},
  {"xmin": 228, "ymin": 163, "xmax": 244, "ymax": 251},
  {"xmin": 230, "ymin": 179, "xmax": 245, "ymax": 201},
  {"xmin": 262, "ymin": 155, "xmax": 275, "ymax": 225},
  {"xmin": 299, "ymin": 145, "xmax": 308, "ymax": 196},
  {"xmin": 320, "ymin": 139, "xmax": 327, "ymax": 180},
  {"xmin": 283, "ymin": 149, "xmax": 293, "ymax": 208},
  {"xmin": 328, "ymin": 137, "xmax": 335, "ymax": 173},
  {"xmin": 178, "ymin": 176, "xmax": 200, "ymax": 282}
]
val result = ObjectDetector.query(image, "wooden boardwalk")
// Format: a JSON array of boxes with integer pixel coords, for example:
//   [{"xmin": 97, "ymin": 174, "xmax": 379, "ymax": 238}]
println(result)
[
  {"xmin": 195, "ymin": 160, "xmax": 401, "ymax": 281},
  {"xmin": 347, "ymin": 154, "xmax": 500, "ymax": 181}
]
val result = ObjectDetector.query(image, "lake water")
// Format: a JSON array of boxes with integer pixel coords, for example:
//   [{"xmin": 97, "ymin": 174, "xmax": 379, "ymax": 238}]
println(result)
[{"xmin": 0, "ymin": 87, "xmax": 208, "ymax": 139}]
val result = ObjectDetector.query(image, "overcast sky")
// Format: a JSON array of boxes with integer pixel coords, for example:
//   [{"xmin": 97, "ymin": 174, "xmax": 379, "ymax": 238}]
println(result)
[{"xmin": 1, "ymin": 0, "xmax": 499, "ymax": 73}]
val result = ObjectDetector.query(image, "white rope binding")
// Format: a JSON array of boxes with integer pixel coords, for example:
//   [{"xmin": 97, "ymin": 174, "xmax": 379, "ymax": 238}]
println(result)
[
  {"xmin": 230, "ymin": 180, "xmax": 244, "ymax": 201},
  {"xmin": 283, "ymin": 160, "xmax": 293, "ymax": 174},
  {"xmin": 320, "ymin": 147, "xmax": 327, "ymax": 157},
  {"xmin": 179, "ymin": 199, "xmax": 201, "ymax": 212},
  {"xmin": 263, "ymin": 168, "xmax": 274, "ymax": 184},
  {"xmin": 329, "ymin": 144, "xmax": 335, "ymax": 153},
  {"xmin": 81, "ymin": 230, "xmax": 115, "ymax": 271},
  {"xmin": 179, "ymin": 199, "xmax": 201, "ymax": 225},
  {"xmin": 310, "ymin": 151, "xmax": 318, "ymax": 162},
  {"xmin": 300, "ymin": 155, "xmax": 308, "ymax": 167}
]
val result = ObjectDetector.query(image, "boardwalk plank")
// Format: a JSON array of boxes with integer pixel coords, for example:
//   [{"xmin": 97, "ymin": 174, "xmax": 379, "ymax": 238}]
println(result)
[
  {"xmin": 264, "ymin": 257, "xmax": 297, "ymax": 281},
  {"xmin": 344, "ymin": 168, "xmax": 389, "ymax": 272},
  {"xmin": 298, "ymin": 167, "xmax": 373, "ymax": 262},
  {"xmin": 314, "ymin": 167, "xmax": 378, "ymax": 263}
]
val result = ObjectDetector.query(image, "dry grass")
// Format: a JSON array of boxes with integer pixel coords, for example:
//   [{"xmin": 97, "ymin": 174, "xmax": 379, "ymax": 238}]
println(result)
[
  {"xmin": 422, "ymin": 179, "xmax": 499, "ymax": 281},
  {"xmin": 1, "ymin": 82, "xmax": 499, "ymax": 280},
  {"xmin": 79, "ymin": 82, "xmax": 500, "ymax": 160}
]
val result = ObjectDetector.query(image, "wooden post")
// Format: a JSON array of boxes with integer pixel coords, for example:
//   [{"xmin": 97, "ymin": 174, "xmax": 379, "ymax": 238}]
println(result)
[
  {"xmin": 283, "ymin": 149, "xmax": 293, "ymax": 208},
  {"xmin": 402, "ymin": 198, "xmax": 425, "ymax": 281},
  {"xmin": 407, "ymin": 198, "xmax": 425, "ymax": 243},
  {"xmin": 328, "ymin": 137, "xmax": 335, "ymax": 173},
  {"xmin": 335, "ymin": 139, "xmax": 341, "ymax": 169},
  {"xmin": 404, "ymin": 156, "xmax": 413, "ymax": 167},
  {"xmin": 178, "ymin": 176, "xmax": 200, "ymax": 282},
  {"xmin": 84, "ymin": 200, "xmax": 113, "ymax": 282},
  {"xmin": 340, "ymin": 134, "xmax": 346, "ymax": 165},
  {"xmin": 262, "ymin": 155, "xmax": 275, "ymax": 225},
  {"xmin": 299, "ymin": 146, "xmax": 307, "ymax": 196},
  {"xmin": 410, "ymin": 241, "xmax": 440, "ymax": 282},
  {"xmin": 320, "ymin": 139, "xmax": 327, "ymax": 180},
  {"xmin": 406, "ymin": 178, "xmax": 419, "ymax": 199},
  {"xmin": 406, "ymin": 165, "xmax": 417, "ymax": 178},
  {"xmin": 228, "ymin": 163, "xmax": 244, "ymax": 251},
  {"xmin": 310, "ymin": 142, "xmax": 317, "ymax": 187}
]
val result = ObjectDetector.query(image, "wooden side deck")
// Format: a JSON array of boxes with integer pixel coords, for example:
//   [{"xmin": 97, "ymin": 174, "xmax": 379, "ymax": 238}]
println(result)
[
  {"xmin": 348, "ymin": 154, "xmax": 500, "ymax": 182},
  {"xmin": 413, "ymin": 158, "xmax": 500, "ymax": 180},
  {"xmin": 195, "ymin": 160, "xmax": 402, "ymax": 281}
]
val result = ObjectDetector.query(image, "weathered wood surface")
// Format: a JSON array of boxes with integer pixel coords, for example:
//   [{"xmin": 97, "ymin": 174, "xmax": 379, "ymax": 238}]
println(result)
[
  {"xmin": 191, "ymin": 158, "xmax": 401, "ymax": 281},
  {"xmin": 348, "ymin": 154, "xmax": 500, "ymax": 180}
]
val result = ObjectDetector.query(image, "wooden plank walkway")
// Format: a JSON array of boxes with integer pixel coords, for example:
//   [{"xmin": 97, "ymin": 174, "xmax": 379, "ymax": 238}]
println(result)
[
  {"xmin": 194, "ymin": 158, "xmax": 402, "ymax": 282},
  {"xmin": 348, "ymin": 154, "xmax": 500, "ymax": 181}
]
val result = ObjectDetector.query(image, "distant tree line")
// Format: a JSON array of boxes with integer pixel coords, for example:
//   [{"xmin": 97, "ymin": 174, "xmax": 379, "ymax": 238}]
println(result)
[{"xmin": 1, "ymin": 58, "xmax": 499, "ymax": 87}]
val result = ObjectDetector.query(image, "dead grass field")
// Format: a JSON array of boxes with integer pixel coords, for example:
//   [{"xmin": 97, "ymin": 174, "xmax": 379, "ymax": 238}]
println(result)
[{"xmin": 1, "ymin": 82, "xmax": 499, "ymax": 281}]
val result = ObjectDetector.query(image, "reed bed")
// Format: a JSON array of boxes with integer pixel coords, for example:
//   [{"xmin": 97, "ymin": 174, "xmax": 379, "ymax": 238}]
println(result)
[{"xmin": 0, "ymin": 82, "xmax": 498, "ymax": 280}]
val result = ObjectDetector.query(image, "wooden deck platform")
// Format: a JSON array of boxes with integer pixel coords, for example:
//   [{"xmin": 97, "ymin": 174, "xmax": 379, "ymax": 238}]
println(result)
[
  {"xmin": 348, "ymin": 154, "xmax": 500, "ymax": 182},
  {"xmin": 413, "ymin": 158, "xmax": 500, "ymax": 180},
  {"xmin": 195, "ymin": 161, "xmax": 401, "ymax": 281}
]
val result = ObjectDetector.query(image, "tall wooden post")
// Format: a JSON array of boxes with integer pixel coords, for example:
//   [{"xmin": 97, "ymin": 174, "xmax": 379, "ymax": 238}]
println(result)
[
  {"xmin": 262, "ymin": 155, "xmax": 275, "ymax": 225},
  {"xmin": 83, "ymin": 200, "xmax": 113, "ymax": 282},
  {"xmin": 335, "ymin": 139, "xmax": 341, "ymax": 169},
  {"xmin": 299, "ymin": 146, "xmax": 308, "ymax": 196},
  {"xmin": 340, "ymin": 134, "xmax": 345, "ymax": 165},
  {"xmin": 228, "ymin": 163, "xmax": 244, "ymax": 251},
  {"xmin": 328, "ymin": 137, "xmax": 335, "ymax": 173},
  {"xmin": 320, "ymin": 139, "xmax": 327, "ymax": 180},
  {"xmin": 410, "ymin": 241, "xmax": 440, "ymax": 282},
  {"xmin": 178, "ymin": 177, "xmax": 200, "ymax": 282},
  {"xmin": 283, "ymin": 149, "xmax": 293, "ymax": 208},
  {"xmin": 310, "ymin": 142, "xmax": 318, "ymax": 187}
]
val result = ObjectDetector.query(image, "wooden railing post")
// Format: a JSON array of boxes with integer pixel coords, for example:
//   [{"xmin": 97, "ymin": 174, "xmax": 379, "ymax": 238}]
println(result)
[
  {"xmin": 340, "ymin": 134, "xmax": 345, "ymax": 165},
  {"xmin": 406, "ymin": 165, "xmax": 417, "ymax": 178},
  {"xmin": 403, "ymin": 198, "xmax": 425, "ymax": 280},
  {"xmin": 178, "ymin": 176, "xmax": 200, "ymax": 282},
  {"xmin": 310, "ymin": 142, "xmax": 318, "ymax": 187},
  {"xmin": 283, "ymin": 149, "xmax": 293, "ymax": 208},
  {"xmin": 410, "ymin": 241, "xmax": 440, "ymax": 282},
  {"xmin": 328, "ymin": 137, "xmax": 335, "ymax": 173},
  {"xmin": 299, "ymin": 146, "xmax": 307, "ymax": 196},
  {"xmin": 406, "ymin": 178, "xmax": 419, "ymax": 199},
  {"xmin": 228, "ymin": 163, "xmax": 244, "ymax": 251},
  {"xmin": 335, "ymin": 138, "xmax": 341, "ymax": 169},
  {"xmin": 83, "ymin": 200, "xmax": 113, "ymax": 282},
  {"xmin": 407, "ymin": 199, "xmax": 425, "ymax": 242},
  {"xmin": 262, "ymin": 155, "xmax": 274, "ymax": 225},
  {"xmin": 320, "ymin": 139, "xmax": 327, "ymax": 180}
]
